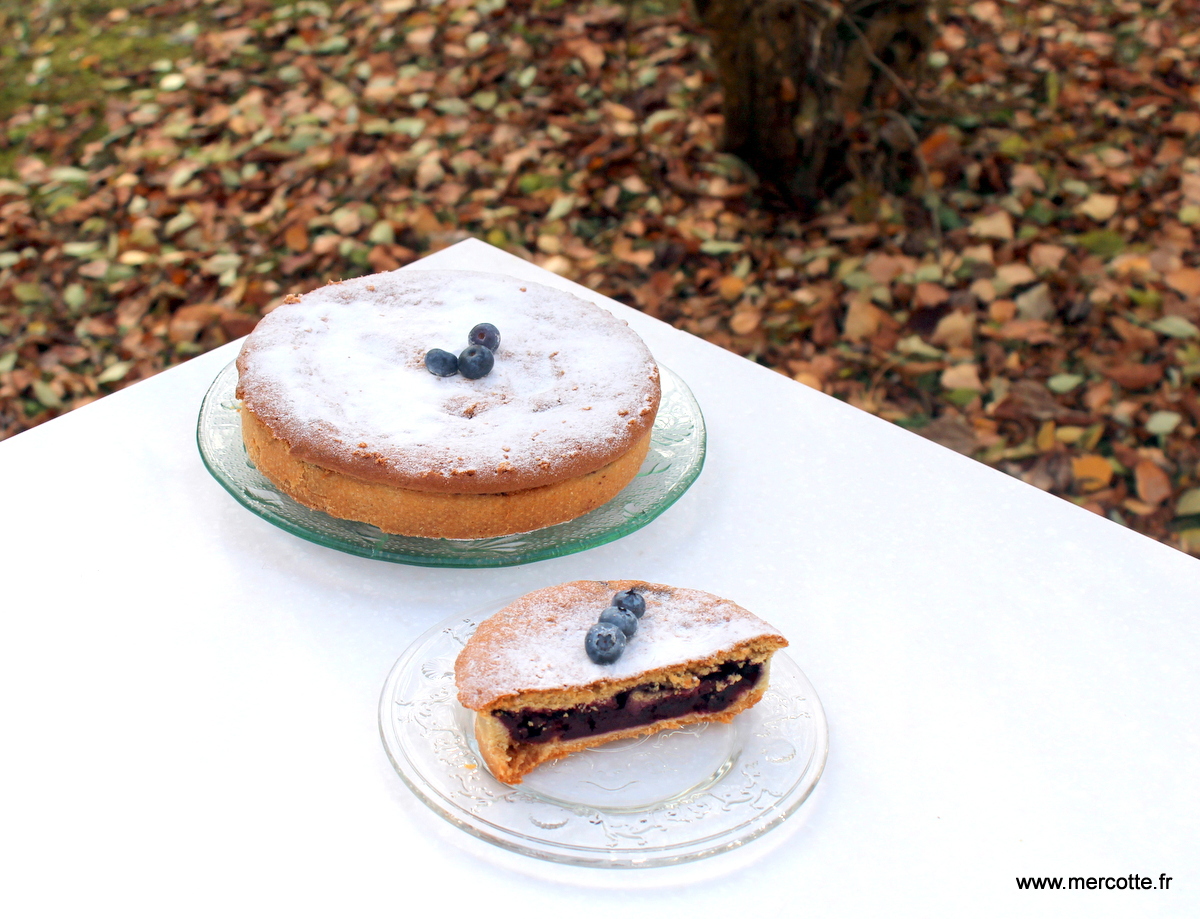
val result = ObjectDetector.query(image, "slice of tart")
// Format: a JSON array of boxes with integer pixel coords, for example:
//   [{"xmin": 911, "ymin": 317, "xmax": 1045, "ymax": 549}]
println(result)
[{"xmin": 454, "ymin": 580, "xmax": 788, "ymax": 785}]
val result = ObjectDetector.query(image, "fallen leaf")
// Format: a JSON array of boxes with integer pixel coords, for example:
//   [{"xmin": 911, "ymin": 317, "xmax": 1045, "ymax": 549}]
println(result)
[
  {"xmin": 1029, "ymin": 244, "xmax": 1067, "ymax": 270},
  {"xmin": 1105, "ymin": 362, "xmax": 1164, "ymax": 390},
  {"xmin": 1167, "ymin": 111, "xmax": 1200, "ymax": 135},
  {"xmin": 940, "ymin": 363, "xmax": 983, "ymax": 391},
  {"xmin": 961, "ymin": 245, "xmax": 994, "ymax": 265},
  {"xmin": 917, "ymin": 414, "xmax": 978, "ymax": 454},
  {"xmin": 331, "ymin": 207, "xmax": 362, "ymax": 235},
  {"xmin": 992, "ymin": 380, "xmax": 1072, "ymax": 420},
  {"xmin": 864, "ymin": 253, "xmax": 912, "ymax": 283},
  {"xmin": 601, "ymin": 101, "xmax": 635, "ymax": 122},
  {"xmin": 546, "ymin": 195, "xmax": 577, "ymax": 222},
  {"xmin": 1165, "ymin": 268, "xmax": 1200, "ymax": 298},
  {"xmin": 1009, "ymin": 164, "xmax": 1046, "ymax": 192},
  {"xmin": 312, "ymin": 234, "xmax": 341, "ymax": 256},
  {"xmin": 1123, "ymin": 498, "xmax": 1159, "ymax": 517},
  {"xmin": 914, "ymin": 281, "xmax": 949, "ymax": 307},
  {"xmin": 931, "ymin": 311, "xmax": 974, "ymax": 348},
  {"xmin": 990, "ymin": 318, "xmax": 1055, "ymax": 343},
  {"xmin": 95, "ymin": 360, "xmax": 133, "ymax": 384},
  {"xmin": 1015, "ymin": 283, "xmax": 1054, "ymax": 320},
  {"xmin": 284, "ymin": 223, "xmax": 308, "ymax": 252},
  {"xmin": 565, "ymin": 38, "xmax": 606, "ymax": 74},
  {"xmin": 168, "ymin": 304, "xmax": 222, "ymax": 343},
  {"xmin": 1149, "ymin": 315, "xmax": 1199, "ymax": 338},
  {"xmin": 843, "ymin": 297, "xmax": 883, "ymax": 342},
  {"xmin": 1109, "ymin": 253, "xmax": 1154, "ymax": 278},
  {"xmin": 1145, "ymin": 410, "xmax": 1182, "ymax": 435},
  {"xmin": 1177, "ymin": 488, "xmax": 1200, "ymax": 516},
  {"xmin": 718, "ymin": 275, "xmax": 746, "ymax": 302},
  {"xmin": 1072, "ymin": 454, "xmax": 1114, "ymax": 491},
  {"xmin": 1036, "ymin": 420, "xmax": 1058, "ymax": 451},
  {"xmin": 970, "ymin": 278, "xmax": 998, "ymax": 303},
  {"xmin": 612, "ymin": 236, "xmax": 654, "ymax": 268},
  {"xmin": 415, "ymin": 153, "xmax": 445, "ymax": 190},
  {"xmin": 730, "ymin": 307, "xmax": 761, "ymax": 334},
  {"xmin": 918, "ymin": 127, "xmax": 960, "ymax": 167},
  {"xmin": 1134, "ymin": 459, "xmax": 1172, "ymax": 507},
  {"xmin": 406, "ymin": 26, "xmax": 436, "ymax": 50},
  {"xmin": 1110, "ymin": 316, "xmax": 1158, "ymax": 350},
  {"xmin": 970, "ymin": 211, "xmax": 1014, "ymax": 240},
  {"xmin": 538, "ymin": 255, "xmax": 572, "ymax": 276},
  {"xmin": 1078, "ymin": 230, "xmax": 1125, "ymax": 257},
  {"xmin": 1047, "ymin": 373, "xmax": 1084, "ymax": 393},
  {"xmin": 897, "ymin": 334, "xmax": 944, "ymax": 358},
  {"xmin": 794, "ymin": 372, "xmax": 823, "ymax": 390},
  {"xmin": 995, "ymin": 263, "xmax": 1036, "ymax": 287},
  {"xmin": 1076, "ymin": 194, "xmax": 1119, "ymax": 221}
]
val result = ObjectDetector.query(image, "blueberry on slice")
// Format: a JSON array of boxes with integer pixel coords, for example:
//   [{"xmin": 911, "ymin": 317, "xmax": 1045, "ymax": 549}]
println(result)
[
  {"xmin": 599, "ymin": 606, "xmax": 637, "ymax": 638},
  {"xmin": 458, "ymin": 344, "xmax": 495, "ymax": 379},
  {"xmin": 612, "ymin": 589, "xmax": 645, "ymax": 618},
  {"xmin": 585, "ymin": 622, "xmax": 626, "ymax": 665},
  {"xmin": 425, "ymin": 348, "xmax": 458, "ymax": 377},
  {"xmin": 468, "ymin": 322, "xmax": 500, "ymax": 353}
]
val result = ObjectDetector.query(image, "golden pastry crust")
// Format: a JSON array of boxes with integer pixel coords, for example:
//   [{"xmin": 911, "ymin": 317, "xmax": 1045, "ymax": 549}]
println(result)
[
  {"xmin": 240, "ymin": 407, "xmax": 653, "ymax": 538},
  {"xmin": 455, "ymin": 580, "xmax": 788, "ymax": 784},
  {"xmin": 235, "ymin": 269, "xmax": 661, "ymax": 496}
]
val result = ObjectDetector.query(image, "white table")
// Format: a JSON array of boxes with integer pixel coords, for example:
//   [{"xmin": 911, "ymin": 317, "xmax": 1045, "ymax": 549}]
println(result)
[{"xmin": 3, "ymin": 239, "xmax": 1196, "ymax": 917}]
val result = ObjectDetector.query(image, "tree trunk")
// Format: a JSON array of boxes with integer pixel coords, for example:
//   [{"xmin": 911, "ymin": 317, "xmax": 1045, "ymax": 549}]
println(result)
[{"xmin": 692, "ymin": 0, "xmax": 933, "ymax": 208}]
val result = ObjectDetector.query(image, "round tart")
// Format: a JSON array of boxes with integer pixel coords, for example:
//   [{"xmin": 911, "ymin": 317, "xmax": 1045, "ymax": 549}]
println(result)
[
  {"xmin": 235, "ymin": 270, "xmax": 661, "ymax": 538},
  {"xmin": 455, "ymin": 580, "xmax": 789, "ymax": 784}
]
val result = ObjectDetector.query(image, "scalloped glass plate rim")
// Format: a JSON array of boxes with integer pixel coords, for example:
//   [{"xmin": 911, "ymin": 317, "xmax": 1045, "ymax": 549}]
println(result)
[
  {"xmin": 196, "ymin": 360, "xmax": 705, "ymax": 568},
  {"xmin": 378, "ymin": 602, "xmax": 829, "ymax": 868}
]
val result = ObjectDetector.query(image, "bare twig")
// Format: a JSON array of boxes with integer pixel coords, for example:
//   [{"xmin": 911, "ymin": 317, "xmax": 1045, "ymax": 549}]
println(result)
[
  {"xmin": 874, "ymin": 108, "xmax": 942, "ymax": 255},
  {"xmin": 841, "ymin": 11, "xmax": 926, "ymax": 114}
]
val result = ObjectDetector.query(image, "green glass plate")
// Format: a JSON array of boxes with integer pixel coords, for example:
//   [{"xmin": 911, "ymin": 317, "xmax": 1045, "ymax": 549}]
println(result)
[{"xmin": 196, "ymin": 361, "xmax": 705, "ymax": 568}]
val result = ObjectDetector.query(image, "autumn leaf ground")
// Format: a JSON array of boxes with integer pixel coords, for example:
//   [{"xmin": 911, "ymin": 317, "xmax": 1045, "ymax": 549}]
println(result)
[{"xmin": 3, "ymin": 0, "xmax": 1200, "ymax": 555}]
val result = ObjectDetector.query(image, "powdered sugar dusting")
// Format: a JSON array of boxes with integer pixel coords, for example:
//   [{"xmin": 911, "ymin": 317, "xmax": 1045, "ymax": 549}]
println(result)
[
  {"xmin": 455, "ymin": 581, "xmax": 788, "ymax": 710},
  {"xmin": 237, "ymin": 270, "xmax": 659, "ymax": 492}
]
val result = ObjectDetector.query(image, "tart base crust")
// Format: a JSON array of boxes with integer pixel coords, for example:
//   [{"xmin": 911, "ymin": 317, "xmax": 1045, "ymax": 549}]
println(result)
[
  {"xmin": 240, "ymin": 407, "xmax": 653, "ymax": 539},
  {"xmin": 233, "ymin": 270, "xmax": 661, "ymax": 494}
]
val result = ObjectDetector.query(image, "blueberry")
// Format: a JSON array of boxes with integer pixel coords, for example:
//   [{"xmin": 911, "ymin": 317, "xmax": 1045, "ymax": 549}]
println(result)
[
  {"xmin": 612, "ymin": 589, "xmax": 645, "ymax": 618},
  {"xmin": 458, "ymin": 344, "xmax": 495, "ymax": 379},
  {"xmin": 425, "ymin": 348, "xmax": 458, "ymax": 377},
  {"xmin": 585, "ymin": 622, "xmax": 626, "ymax": 665},
  {"xmin": 599, "ymin": 606, "xmax": 637, "ymax": 638},
  {"xmin": 468, "ymin": 322, "xmax": 500, "ymax": 353}
]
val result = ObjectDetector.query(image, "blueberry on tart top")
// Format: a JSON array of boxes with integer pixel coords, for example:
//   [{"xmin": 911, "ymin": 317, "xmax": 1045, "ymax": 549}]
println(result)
[{"xmin": 454, "ymin": 580, "xmax": 788, "ymax": 785}]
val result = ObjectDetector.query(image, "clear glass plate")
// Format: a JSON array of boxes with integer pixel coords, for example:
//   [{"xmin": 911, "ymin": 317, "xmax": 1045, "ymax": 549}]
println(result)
[
  {"xmin": 378, "ymin": 602, "xmax": 829, "ymax": 868},
  {"xmin": 196, "ymin": 361, "xmax": 705, "ymax": 568}
]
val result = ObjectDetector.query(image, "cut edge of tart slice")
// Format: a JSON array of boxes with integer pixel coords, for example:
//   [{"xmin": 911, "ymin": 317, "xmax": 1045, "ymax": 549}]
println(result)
[{"xmin": 454, "ymin": 580, "xmax": 788, "ymax": 785}]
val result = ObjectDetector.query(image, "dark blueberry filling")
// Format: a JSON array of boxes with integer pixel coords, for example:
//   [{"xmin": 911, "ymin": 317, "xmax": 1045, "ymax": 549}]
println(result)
[{"xmin": 493, "ymin": 660, "xmax": 763, "ymax": 745}]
